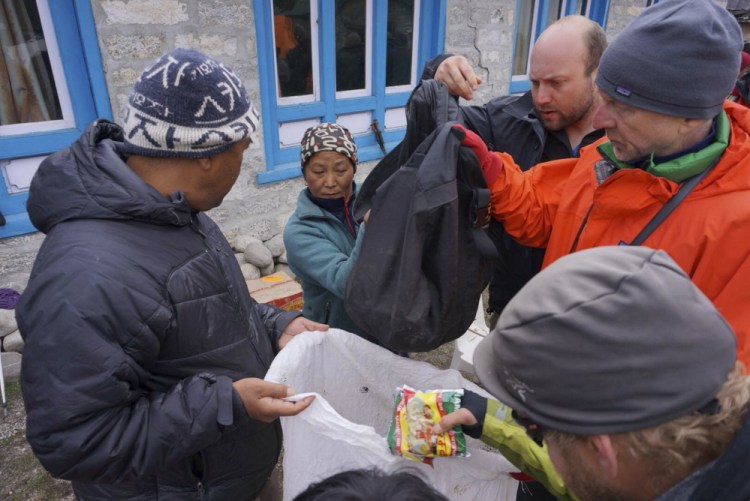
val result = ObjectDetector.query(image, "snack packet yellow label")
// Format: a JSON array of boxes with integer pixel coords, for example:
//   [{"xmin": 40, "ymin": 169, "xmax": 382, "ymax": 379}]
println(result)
[{"xmin": 387, "ymin": 385, "xmax": 468, "ymax": 464}]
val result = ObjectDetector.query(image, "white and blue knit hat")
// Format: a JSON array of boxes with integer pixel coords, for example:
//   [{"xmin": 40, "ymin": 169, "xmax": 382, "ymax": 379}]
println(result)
[{"xmin": 122, "ymin": 49, "xmax": 260, "ymax": 158}]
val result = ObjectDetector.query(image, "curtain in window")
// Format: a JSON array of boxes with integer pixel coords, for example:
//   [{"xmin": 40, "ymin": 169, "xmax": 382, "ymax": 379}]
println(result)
[{"xmin": 0, "ymin": 0, "xmax": 61, "ymax": 126}]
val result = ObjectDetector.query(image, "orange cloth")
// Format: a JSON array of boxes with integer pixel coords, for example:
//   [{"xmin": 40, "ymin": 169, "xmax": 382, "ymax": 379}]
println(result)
[{"xmin": 488, "ymin": 100, "xmax": 750, "ymax": 366}]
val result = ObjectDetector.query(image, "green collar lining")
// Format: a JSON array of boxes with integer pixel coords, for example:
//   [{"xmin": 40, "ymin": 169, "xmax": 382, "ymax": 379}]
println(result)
[{"xmin": 597, "ymin": 111, "xmax": 728, "ymax": 183}]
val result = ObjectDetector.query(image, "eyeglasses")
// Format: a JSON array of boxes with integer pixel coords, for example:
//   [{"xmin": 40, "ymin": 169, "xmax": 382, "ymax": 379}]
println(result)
[{"xmin": 512, "ymin": 410, "xmax": 545, "ymax": 446}]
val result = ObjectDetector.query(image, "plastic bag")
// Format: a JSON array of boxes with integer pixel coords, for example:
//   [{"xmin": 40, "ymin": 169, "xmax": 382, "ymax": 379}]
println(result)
[
  {"xmin": 387, "ymin": 385, "xmax": 467, "ymax": 463},
  {"xmin": 265, "ymin": 329, "xmax": 519, "ymax": 500}
]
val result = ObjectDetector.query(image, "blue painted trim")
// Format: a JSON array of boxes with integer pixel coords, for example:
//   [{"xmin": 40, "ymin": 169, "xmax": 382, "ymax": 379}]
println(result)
[
  {"xmin": 589, "ymin": 0, "xmax": 610, "ymax": 25},
  {"xmin": 383, "ymin": 91, "xmax": 411, "ymax": 108},
  {"xmin": 319, "ymin": 2, "xmax": 336, "ymax": 122},
  {"xmin": 257, "ymin": 164, "xmax": 304, "ymax": 183},
  {"xmin": 536, "ymin": 1, "xmax": 551, "ymax": 37},
  {"xmin": 371, "ymin": 1, "xmax": 388, "ymax": 134},
  {"xmin": 509, "ymin": 80, "xmax": 531, "ymax": 94},
  {"xmin": 74, "ymin": 0, "xmax": 112, "ymax": 120},
  {"xmin": 252, "ymin": 0, "xmax": 281, "ymax": 179},
  {"xmin": 418, "ymin": 1, "xmax": 445, "ymax": 73},
  {"xmin": 0, "ymin": 129, "xmax": 82, "ymax": 159},
  {"xmin": 0, "ymin": 213, "xmax": 36, "ymax": 239},
  {"xmin": 334, "ymin": 97, "xmax": 378, "ymax": 115},
  {"xmin": 48, "ymin": 0, "xmax": 96, "ymax": 132},
  {"xmin": 276, "ymin": 102, "xmax": 328, "ymax": 121}
]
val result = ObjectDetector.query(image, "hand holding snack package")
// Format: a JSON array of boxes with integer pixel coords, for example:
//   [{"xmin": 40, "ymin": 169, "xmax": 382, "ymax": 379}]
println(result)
[{"xmin": 387, "ymin": 385, "xmax": 468, "ymax": 464}]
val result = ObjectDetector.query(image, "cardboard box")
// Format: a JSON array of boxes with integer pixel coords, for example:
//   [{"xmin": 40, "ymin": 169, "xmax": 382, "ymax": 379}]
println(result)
[{"xmin": 246, "ymin": 272, "xmax": 304, "ymax": 311}]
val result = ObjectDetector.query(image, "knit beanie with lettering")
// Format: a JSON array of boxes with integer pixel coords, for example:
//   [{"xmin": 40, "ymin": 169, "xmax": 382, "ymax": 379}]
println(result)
[{"xmin": 122, "ymin": 48, "xmax": 260, "ymax": 158}]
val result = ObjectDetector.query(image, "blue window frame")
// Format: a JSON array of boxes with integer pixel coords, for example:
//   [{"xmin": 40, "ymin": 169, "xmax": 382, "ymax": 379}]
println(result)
[
  {"xmin": 0, "ymin": 0, "xmax": 111, "ymax": 238},
  {"xmin": 253, "ymin": 0, "xmax": 446, "ymax": 183},
  {"xmin": 509, "ymin": 0, "xmax": 610, "ymax": 94}
]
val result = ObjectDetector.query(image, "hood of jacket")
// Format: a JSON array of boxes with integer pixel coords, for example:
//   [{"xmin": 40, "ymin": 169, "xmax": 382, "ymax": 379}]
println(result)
[{"xmin": 27, "ymin": 119, "xmax": 193, "ymax": 234}]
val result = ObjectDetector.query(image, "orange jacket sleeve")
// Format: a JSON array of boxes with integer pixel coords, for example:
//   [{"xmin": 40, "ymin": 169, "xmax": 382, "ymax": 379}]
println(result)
[{"xmin": 487, "ymin": 152, "xmax": 578, "ymax": 249}]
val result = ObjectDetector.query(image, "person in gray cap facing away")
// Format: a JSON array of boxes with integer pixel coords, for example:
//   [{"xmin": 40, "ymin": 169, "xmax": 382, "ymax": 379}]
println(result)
[
  {"xmin": 453, "ymin": 0, "xmax": 750, "ymax": 366},
  {"xmin": 16, "ymin": 49, "xmax": 327, "ymax": 500},
  {"xmin": 437, "ymin": 245, "xmax": 750, "ymax": 500}
]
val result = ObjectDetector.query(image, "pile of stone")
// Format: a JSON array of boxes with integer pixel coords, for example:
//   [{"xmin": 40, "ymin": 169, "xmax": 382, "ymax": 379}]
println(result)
[
  {"xmin": 231, "ymin": 232, "xmax": 295, "ymax": 281},
  {"xmin": 0, "ymin": 272, "xmax": 28, "ymax": 383}
]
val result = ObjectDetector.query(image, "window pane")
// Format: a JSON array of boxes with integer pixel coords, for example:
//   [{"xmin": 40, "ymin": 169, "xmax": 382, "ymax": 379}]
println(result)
[
  {"xmin": 545, "ymin": 0, "xmax": 563, "ymax": 29},
  {"xmin": 0, "ymin": 0, "xmax": 62, "ymax": 126},
  {"xmin": 572, "ymin": 0, "xmax": 588, "ymax": 15},
  {"xmin": 512, "ymin": 0, "xmax": 535, "ymax": 76},
  {"xmin": 386, "ymin": 0, "xmax": 414, "ymax": 87},
  {"xmin": 274, "ymin": 0, "xmax": 313, "ymax": 98},
  {"xmin": 336, "ymin": 0, "xmax": 367, "ymax": 92}
]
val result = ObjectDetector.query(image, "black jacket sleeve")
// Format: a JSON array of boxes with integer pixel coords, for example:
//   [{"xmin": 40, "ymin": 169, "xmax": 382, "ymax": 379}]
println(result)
[{"xmin": 16, "ymin": 257, "xmax": 241, "ymax": 483}]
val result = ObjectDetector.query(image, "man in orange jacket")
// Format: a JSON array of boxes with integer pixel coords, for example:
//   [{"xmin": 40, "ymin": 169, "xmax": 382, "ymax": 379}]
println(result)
[{"xmin": 457, "ymin": 0, "xmax": 750, "ymax": 366}]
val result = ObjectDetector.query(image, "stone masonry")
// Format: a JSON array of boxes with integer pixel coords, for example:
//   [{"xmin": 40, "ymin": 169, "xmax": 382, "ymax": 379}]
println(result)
[{"xmin": 0, "ymin": 0, "xmax": 646, "ymax": 381}]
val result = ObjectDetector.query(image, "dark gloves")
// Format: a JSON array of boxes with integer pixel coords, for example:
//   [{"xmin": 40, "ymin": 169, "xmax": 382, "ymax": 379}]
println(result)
[
  {"xmin": 461, "ymin": 389, "xmax": 488, "ymax": 439},
  {"xmin": 451, "ymin": 124, "xmax": 504, "ymax": 185}
]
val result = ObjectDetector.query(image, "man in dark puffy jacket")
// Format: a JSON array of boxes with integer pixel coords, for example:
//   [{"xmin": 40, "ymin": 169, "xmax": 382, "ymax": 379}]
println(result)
[
  {"xmin": 16, "ymin": 49, "xmax": 326, "ymax": 500},
  {"xmin": 422, "ymin": 15, "xmax": 606, "ymax": 328}
]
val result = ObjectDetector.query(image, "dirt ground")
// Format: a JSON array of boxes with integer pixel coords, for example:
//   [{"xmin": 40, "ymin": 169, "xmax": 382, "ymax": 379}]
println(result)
[
  {"xmin": 0, "ymin": 337, "xmax": 479, "ymax": 500},
  {"xmin": 0, "ymin": 380, "xmax": 75, "ymax": 500}
]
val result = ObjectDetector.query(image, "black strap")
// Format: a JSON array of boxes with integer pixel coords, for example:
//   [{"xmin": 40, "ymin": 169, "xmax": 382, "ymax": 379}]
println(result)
[
  {"xmin": 628, "ymin": 157, "xmax": 721, "ymax": 246},
  {"xmin": 469, "ymin": 187, "xmax": 499, "ymax": 259}
]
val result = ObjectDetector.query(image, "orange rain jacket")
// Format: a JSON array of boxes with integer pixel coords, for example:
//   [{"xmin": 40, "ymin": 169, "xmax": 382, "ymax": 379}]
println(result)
[{"xmin": 488, "ymin": 101, "xmax": 750, "ymax": 366}]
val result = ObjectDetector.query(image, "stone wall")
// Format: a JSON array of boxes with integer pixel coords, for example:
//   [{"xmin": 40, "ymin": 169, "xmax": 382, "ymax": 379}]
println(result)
[{"xmin": 441, "ymin": 0, "xmax": 645, "ymax": 107}]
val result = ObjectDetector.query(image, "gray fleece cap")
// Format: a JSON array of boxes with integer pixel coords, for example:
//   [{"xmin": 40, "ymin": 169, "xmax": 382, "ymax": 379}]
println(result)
[
  {"xmin": 596, "ymin": 0, "xmax": 742, "ymax": 119},
  {"xmin": 473, "ymin": 246, "xmax": 737, "ymax": 436}
]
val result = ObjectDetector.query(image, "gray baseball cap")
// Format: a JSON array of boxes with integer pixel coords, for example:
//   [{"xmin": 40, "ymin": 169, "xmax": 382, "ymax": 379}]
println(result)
[{"xmin": 473, "ymin": 246, "xmax": 737, "ymax": 435}]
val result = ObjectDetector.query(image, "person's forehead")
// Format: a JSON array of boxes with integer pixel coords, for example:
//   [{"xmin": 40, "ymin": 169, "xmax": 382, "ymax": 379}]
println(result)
[
  {"xmin": 308, "ymin": 150, "xmax": 352, "ymax": 165},
  {"xmin": 530, "ymin": 32, "xmax": 587, "ymax": 77}
]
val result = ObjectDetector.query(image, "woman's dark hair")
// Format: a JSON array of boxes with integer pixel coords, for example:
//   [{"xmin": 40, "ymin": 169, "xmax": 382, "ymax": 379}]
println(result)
[{"xmin": 293, "ymin": 468, "xmax": 449, "ymax": 501}]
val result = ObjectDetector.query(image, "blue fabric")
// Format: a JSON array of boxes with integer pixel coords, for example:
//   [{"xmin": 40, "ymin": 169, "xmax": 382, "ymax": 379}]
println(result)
[{"xmin": 284, "ymin": 187, "xmax": 365, "ymax": 337}]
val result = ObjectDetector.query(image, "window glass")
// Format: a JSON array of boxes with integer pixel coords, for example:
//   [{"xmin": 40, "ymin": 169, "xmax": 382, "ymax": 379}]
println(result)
[
  {"xmin": 572, "ymin": 0, "xmax": 589, "ymax": 14},
  {"xmin": 544, "ymin": 0, "xmax": 563, "ymax": 29},
  {"xmin": 512, "ymin": 0, "xmax": 535, "ymax": 75},
  {"xmin": 0, "ymin": 0, "xmax": 62, "ymax": 126},
  {"xmin": 274, "ymin": 0, "xmax": 314, "ymax": 98},
  {"xmin": 336, "ymin": 0, "xmax": 367, "ymax": 92},
  {"xmin": 254, "ymin": 0, "xmax": 444, "ymax": 181},
  {"xmin": 386, "ymin": 0, "xmax": 414, "ymax": 87}
]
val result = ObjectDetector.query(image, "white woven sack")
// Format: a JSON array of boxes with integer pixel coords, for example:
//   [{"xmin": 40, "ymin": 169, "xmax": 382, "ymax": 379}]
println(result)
[{"xmin": 266, "ymin": 329, "xmax": 519, "ymax": 500}]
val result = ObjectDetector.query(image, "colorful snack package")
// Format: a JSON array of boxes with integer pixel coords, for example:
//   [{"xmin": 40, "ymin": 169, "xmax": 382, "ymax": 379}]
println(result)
[{"xmin": 386, "ymin": 385, "xmax": 468, "ymax": 464}]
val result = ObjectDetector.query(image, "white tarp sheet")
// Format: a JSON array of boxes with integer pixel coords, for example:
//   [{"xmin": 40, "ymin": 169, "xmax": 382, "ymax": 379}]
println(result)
[{"xmin": 266, "ymin": 329, "xmax": 519, "ymax": 500}]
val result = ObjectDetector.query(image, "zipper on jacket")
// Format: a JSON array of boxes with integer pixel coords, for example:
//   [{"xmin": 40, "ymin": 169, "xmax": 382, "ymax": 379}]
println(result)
[
  {"xmin": 323, "ymin": 301, "xmax": 331, "ymax": 324},
  {"xmin": 342, "ymin": 197, "xmax": 357, "ymax": 237},
  {"xmin": 569, "ymin": 204, "xmax": 594, "ymax": 254}
]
